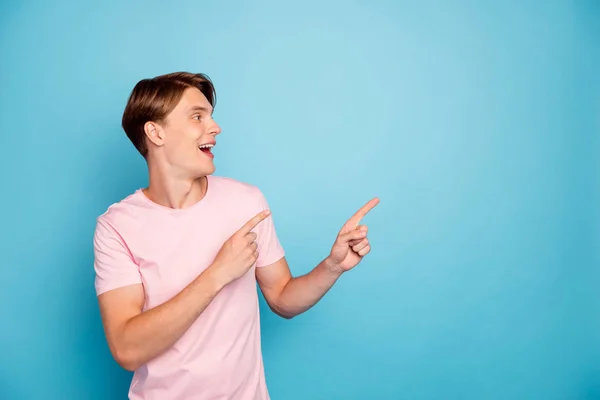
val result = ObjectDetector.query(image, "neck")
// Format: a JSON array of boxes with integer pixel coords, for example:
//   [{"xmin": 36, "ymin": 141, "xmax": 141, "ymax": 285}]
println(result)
[{"xmin": 144, "ymin": 161, "xmax": 208, "ymax": 209}]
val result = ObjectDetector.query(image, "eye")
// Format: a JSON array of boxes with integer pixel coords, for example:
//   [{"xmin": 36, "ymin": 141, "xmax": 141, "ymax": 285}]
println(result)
[{"xmin": 192, "ymin": 115, "xmax": 201, "ymax": 121}]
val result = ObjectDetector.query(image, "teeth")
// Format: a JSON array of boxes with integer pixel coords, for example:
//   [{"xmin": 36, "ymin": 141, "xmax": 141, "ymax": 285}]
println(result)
[{"xmin": 198, "ymin": 144, "xmax": 214, "ymax": 149}]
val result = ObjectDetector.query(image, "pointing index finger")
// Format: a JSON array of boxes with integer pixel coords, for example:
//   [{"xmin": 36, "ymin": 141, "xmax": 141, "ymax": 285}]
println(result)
[
  {"xmin": 238, "ymin": 210, "xmax": 271, "ymax": 235},
  {"xmin": 346, "ymin": 197, "xmax": 380, "ymax": 228}
]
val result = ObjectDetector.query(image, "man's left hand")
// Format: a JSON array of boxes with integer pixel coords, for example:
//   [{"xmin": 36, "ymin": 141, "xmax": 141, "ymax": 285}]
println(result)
[{"xmin": 326, "ymin": 197, "xmax": 380, "ymax": 274}]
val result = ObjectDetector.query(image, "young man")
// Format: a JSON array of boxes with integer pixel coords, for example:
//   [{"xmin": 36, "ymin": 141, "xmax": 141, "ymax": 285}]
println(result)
[{"xmin": 93, "ymin": 71, "xmax": 379, "ymax": 399}]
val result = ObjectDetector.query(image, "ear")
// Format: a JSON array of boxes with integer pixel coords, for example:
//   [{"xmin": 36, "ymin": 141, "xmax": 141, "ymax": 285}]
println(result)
[{"xmin": 144, "ymin": 121, "xmax": 165, "ymax": 147}]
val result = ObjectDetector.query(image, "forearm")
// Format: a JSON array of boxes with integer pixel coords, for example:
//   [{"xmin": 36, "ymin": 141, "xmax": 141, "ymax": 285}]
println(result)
[
  {"xmin": 115, "ymin": 269, "xmax": 225, "ymax": 370},
  {"xmin": 274, "ymin": 257, "xmax": 342, "ymax": 318}
]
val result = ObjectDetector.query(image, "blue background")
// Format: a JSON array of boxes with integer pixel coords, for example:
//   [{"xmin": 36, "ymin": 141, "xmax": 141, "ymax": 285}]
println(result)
[{"xmin": 1, "ymin": 1, "xmax": 599, "ymax": 399}]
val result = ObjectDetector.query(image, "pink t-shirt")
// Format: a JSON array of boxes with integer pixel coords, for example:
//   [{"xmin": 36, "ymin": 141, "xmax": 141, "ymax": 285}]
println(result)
[{"xmin": 93, "ymin": 175, "xmax": 285, "ymax": 400}]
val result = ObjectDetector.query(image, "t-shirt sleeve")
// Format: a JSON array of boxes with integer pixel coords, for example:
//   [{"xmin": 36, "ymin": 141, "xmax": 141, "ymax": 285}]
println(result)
[
  {"xmin": 93, "ymin": 217, "xmax": 142, "ymax": 296},
  {"xmin": 254, "ymin": 189, "xmax": 285, "ymax": 268}
]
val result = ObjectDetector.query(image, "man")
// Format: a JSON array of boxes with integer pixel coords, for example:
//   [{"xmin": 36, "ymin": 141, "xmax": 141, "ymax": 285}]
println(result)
[{"xmin": 93, "ymin": 71, "xmax": 379, "ymax": 399}]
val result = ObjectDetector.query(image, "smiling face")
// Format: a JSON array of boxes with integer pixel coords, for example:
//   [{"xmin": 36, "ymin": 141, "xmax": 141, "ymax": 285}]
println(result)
[{"xmin": 144, "ymin": 87, "xmax": 222, "ymax": 179}]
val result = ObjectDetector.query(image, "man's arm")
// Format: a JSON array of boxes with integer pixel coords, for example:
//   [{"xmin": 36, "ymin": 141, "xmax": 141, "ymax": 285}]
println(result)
[
  {"xmin": 98, "ymin": 269, "xmax": 225, "ymax": 371},
  {"xmin": 256, "ymin": 198, "xmax": 379, "ymax": 319},
  {"xmin": 255, "ymin": 256, "xmax": 344, "ymax": 319}
]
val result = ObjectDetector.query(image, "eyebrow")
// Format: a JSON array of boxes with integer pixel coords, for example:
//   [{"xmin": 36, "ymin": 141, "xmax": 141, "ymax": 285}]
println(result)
[{"xmin": 188, "ymin": 106, "xmax": 213, "ymax": 114}]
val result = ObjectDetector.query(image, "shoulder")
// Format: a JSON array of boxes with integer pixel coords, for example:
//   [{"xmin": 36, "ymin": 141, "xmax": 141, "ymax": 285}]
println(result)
[{"xmin": 94, "ymin": 190, "xmax": 146, "ymax": 234}]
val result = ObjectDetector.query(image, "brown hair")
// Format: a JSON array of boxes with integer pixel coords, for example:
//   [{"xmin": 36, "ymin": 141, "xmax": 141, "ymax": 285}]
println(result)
[{"xmin": 121, "ymin": 72, "xmax": 216, "ymax": 158}]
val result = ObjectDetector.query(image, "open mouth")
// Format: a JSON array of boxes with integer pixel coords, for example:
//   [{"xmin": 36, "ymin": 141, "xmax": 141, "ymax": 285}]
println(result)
[{"xmin": 198, "ymin": 143, "xmax": 215, "ymax": 158}]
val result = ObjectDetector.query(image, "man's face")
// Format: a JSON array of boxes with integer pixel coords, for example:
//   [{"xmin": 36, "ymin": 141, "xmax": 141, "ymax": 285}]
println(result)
[{"xmin": 148, "ymin": 87, "xmax": 221, "ymax": 177}]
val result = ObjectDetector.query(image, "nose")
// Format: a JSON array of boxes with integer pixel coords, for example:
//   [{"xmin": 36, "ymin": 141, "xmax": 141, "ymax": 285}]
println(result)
[{"xmin": 210, "ymin": 118, "xmax": 222, "ymax": 136}]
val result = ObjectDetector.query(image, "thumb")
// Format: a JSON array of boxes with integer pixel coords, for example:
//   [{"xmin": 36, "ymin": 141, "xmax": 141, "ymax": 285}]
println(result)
[{"xmin": 337, "ymin": 229, "xmax": 367, "ymax": 245}]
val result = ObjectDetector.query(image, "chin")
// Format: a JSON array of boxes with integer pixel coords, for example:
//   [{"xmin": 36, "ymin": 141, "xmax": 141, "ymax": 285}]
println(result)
[{"xmin": 192, "ymin": 164, "xmax": 215, "ymax": 178}]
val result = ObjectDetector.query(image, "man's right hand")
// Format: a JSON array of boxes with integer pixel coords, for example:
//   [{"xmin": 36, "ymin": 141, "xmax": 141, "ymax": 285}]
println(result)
[{"xmin": 209, "ymin": 210, "xmax": 271, "ymax": 286}]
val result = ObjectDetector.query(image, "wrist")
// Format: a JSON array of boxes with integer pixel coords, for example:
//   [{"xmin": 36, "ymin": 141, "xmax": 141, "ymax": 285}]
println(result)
[
  {"xmin": 323, "ymin": 256, "xmax": 344, "ymax": 277},
  {"xmin": 200, "ymin": 263, "xmax": 230, "ymax": 292}
]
